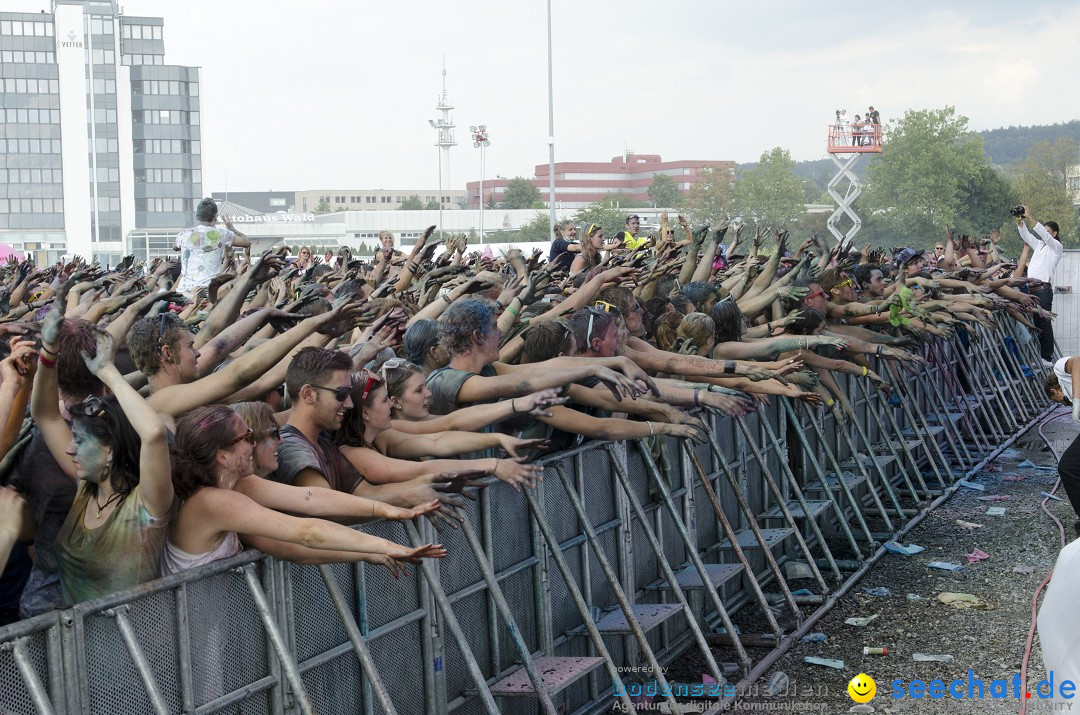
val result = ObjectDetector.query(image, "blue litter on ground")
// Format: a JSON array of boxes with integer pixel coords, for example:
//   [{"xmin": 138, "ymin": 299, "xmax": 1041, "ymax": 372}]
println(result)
[
  {"xmin": 804, "ymin": 656, "xmax": 845, "ymax": 670},
  {"xmin": 884, "ymin": 541, "xmax": 925, "ymax": 556},
  {"xmin": 1041, "ymin": 492, "xmax": 1062, "ymax": 502},
  {"xmin": 800, "ymin": 632, "xmax": 827, "ymax": 643},
  {"xmin": 863, "ymin": 586, "xmax": 891, "ymax": 597},
  {"xmin": 927, "ymin": 562, "xmax": 964, "ymax": 571},
  {"xmin": 791, "ymin": 588, "xmax": 815, "ymax": 597}
]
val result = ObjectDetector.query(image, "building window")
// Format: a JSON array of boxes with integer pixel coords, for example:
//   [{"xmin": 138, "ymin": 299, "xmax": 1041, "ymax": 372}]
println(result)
[{"xmin": 269, "ymin": 198, "xmax": 286, "ymax": 208}]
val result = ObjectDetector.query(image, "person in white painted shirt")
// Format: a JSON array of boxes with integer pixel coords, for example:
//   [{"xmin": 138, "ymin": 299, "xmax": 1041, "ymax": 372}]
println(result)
[
  {"xmin": 1016, "ymin": 204, "xmax": 1063, "ymax": 364},
  {"xmin": 174, "ymin": 198, "xmax": 251, "ymax": 297}
]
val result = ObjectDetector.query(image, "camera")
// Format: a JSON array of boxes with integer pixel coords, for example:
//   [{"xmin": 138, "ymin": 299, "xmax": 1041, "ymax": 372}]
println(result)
[{"xmin": 1009, "ymin": 205, "xmax": 1025, "ymax": 218}]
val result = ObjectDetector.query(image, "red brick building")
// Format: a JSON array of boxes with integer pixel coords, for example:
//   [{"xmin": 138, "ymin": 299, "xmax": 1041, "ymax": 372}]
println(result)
[{"xmin": 464, "ymin": 154, "xmax": 734, "ymax": 209}]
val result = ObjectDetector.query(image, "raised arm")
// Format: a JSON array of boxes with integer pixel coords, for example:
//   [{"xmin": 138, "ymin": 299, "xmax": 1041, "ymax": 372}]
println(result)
[
  {"xmin": 29, "ymin": 310, "xmax": 77, "ymax": 478},
  {"xmin": 83, "ymin": 330, "xmax": 174, "ymax": 517},
  {"xmin": 233, "ymin": 476, "xmax": 432, "ymax": 523}
]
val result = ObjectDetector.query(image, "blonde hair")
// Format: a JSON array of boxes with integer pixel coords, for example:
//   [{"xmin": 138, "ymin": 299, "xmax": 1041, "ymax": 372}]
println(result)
[
  {"xmin": 229, "ymin": 401, "xmax": 277, "ymax": 438},
  {"xmin": 652, "ymin": 311, "xmax": 683, "ymax": 351},
  {"xmin": 678, "ymin": 312, "xmax": 716, "ymax": 353}
]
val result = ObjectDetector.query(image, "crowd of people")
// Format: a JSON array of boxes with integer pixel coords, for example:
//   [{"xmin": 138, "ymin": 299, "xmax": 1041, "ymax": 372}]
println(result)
[
  {"xmin": 0, "ymin": 196, "xmax": 1056, "ymax": 627},
  {"xmin": 833, "ymin": 106, "xmax": 882, "ymax": 146}
]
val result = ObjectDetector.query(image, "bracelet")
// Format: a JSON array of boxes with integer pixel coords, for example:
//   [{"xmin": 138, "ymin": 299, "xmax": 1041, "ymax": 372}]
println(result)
[
  {"xmin": 724, "ymin": 360, "xmax": 736, "ymax": 375},
  {"xmin": 511, "ymin": 398, "xmax": 518, "ymax": 414},
  {"xmin": 861, "ymin": 366, "xmax": 868, "ymax": 377},
  {"xmin": 876, "ymin": 345, "xmax": 884, "ymax": 356},
  {"xmin": 494, "ymin": 458, "xmax": 501, "ymax": 474},
  {"xmin": 693, "ymin": 390, "xmax": 700, "ymax": 407},
  {"xmin": 801, "ymin": 337, "xmax": 807, "ymax": 350},
  {"xmin": 826, "ymin": 398, "xmax": 835, "ymax": 407},
  {"xmin": 507, "ymin": 305, "xmax": 520, "ymax": 317},
  {"xmin": 646, "ymin": 421, "xmax": 655, "ymax": 436},
  {"xmin": 40, "ymin": 346, "xmax": 58, "ymax": 357},
  {"xmin": 38, "ymin": 354, "xmax": 57, "ymax": 369},
  {"xmin": 766, "ymin": 321, "xmax": 772, "ymax": 332}
]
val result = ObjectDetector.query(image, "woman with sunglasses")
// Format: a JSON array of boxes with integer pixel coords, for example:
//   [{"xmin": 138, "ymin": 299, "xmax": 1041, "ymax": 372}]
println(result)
[
  {"xmin": 336, "ymin": 370, "xmax": 546, "ymax": 493},
  {"xmin": 569, "ymin": 224, "xmax": 620, "ymax": 276},
  {"xmin": 294, "ymin": 245, "xmax": 314, "ymax": 271},
  {"xmin": 30, "ymin": 314, "xmax": 175, "ymax": 605},
  {"xmin": 164, "ymin": 404, "xmax": 444, "ymax": 577}
]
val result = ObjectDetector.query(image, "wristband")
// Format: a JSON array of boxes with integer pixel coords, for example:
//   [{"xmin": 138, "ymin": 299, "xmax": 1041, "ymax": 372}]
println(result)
[
  {"xmin": 507, "ymin": 305, "xmax": 520, "ymax": 317},
  {"xmin": 766, "ymin": 321, "xmax": 772, "ymax": 332},
  {"xmin": 38, "ymin": 354, "xmax": 57, "ymax": 369},
  {"xmin": 511, "ymin": 398, "xmax": 518, "ymax": 414},
  {"xmin": 724, "ymin": 360, "xmax": 736, "ymax": 375},
  {"xmin": 40, "ymin": 346, "xmax": 58, "ymax": 357},
  {"xmin": 826, "ymin": 398, "xmax": 835, "ymax": 407},
  {"xmin": 861, "ymin": 366, "xmax": 868, "ymax": 377},
  {"xmin": 646, "ymin": 421, "xmax": 655, "ymax": 437},
  {"xmin": 876, "ymin": 345, "xmax": 884, "ymax": 356}
]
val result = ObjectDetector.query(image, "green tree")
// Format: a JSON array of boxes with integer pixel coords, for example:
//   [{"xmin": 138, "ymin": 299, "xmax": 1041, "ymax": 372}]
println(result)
[
  {"xmin": 399, "ymin": 195, "xmax": 424, "ymax": 210},
  {"xmin": 500, "ymin": 177, "xmax": 542, "ymax": 209},
  {"xmin": 731, "ymin": 147, "xmax": 807, "ymax": 229},
  {"xmin": 516, "ymin": 211, "xmax": 555, "ymax": 243},
  {"xmin": 485, "ymin": 193, "xmax": 497, "ymax": 210},
  {"xmin": 1012, "ymin": 139, "xmax": 1077, "ymax": 245},
  {"xmin": 423, "ymin": 198, "xmax": 440, "ymax": 210},
  {"xmin": 861, "ymin": 106, "xmax": 1000, "ymax": 245},
  {"xmin": 683, "ymin": 166, "xmax": 734, "ymax": 226},
  {"xmin": 314, "ymin": 197, "xmax": 331, "ymax": 214},
  {"xmin": 647, "ymin": 173, "xmax": 682, "ymax": 208},
  {"xmin": 572, "ymin": 202, "xmax": 625, "ymax": 240}
]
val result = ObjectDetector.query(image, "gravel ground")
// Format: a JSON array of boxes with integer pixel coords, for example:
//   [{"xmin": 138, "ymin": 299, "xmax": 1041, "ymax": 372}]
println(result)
[{"xmin": 658, "ymin": 411, "xmax": 1078, "ymax": 715}]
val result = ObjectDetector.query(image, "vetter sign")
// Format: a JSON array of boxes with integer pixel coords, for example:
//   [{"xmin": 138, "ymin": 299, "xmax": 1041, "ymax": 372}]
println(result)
[{"xmin": 58, "ymin": 30, "xmax": 82, "ymax": 48}]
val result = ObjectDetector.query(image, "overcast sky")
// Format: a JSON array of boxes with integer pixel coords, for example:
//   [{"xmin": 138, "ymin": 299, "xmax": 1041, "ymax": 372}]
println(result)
[{"xmin": 14, "ymin": 0, "xmax": 1080, "ymax": 191}]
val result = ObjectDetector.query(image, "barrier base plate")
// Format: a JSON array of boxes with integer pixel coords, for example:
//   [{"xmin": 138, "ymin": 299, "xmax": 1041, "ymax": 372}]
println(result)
[
  {"xmin": 582, "ymin": 604, "xmax": 684, "ymax": 634},
  {"xmin": 654, "ymin": 563, "xmax": 744, "ymax": 591},
  {"xmin": 763, "ymin": 500, "xmax": 832, "ymax": 520},
  {"xmin": 712, "ymin": 527, "xmax": 795, "ymax": 552},
  {"xmin": 489, "ymin": 656, "xmax": 606, "ymax": 696}
]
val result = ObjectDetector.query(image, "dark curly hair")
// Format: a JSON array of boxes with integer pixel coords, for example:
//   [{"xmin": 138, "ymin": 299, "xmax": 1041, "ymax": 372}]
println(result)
[
  {"xmin": 709, "ymin": 299, "xmax": 746, "ymax": 344},
  {"xmin": 438, "ymin": 298, "xmax": 499, "ymax": 357},
  {"xmin": 126, "ymin": 313, "xmax": 187, "ymax": 376},
  {"xmin": 171, "ymin": 406, "xmax": 248, "ymax": 501},
  {"xmin": 195, "ymin": 197, "xmax": 218, "ymax": 223}
]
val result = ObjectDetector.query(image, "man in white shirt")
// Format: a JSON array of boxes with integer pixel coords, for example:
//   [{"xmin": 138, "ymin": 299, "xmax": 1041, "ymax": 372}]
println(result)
[
  {"xmin": 1016, "ymin": 204, "xmax": 1063, "ymax": 364},
  {"xmin": 1045, "ymin": 356, "xmax": 1080, "ymax": 527},
  {"xmin": 174, "ymin": 198, "xmax": 251, "ymax": 297}
]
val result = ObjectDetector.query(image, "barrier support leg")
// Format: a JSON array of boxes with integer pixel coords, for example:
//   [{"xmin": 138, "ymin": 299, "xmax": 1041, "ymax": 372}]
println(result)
[
  {"xmin": 3, "ymin": 637, "xmax": 56, "ymax": 715},
  {"xmin": 237, "ymin": 565, "xmax": 314, "ymax": 715},
  {"xmin": 317, "ymin": 565, "xmax": 400, "ymax": 715},
  {"xmin": 104, "ymin": 606, "xmax": 169, "ymax": 715}
]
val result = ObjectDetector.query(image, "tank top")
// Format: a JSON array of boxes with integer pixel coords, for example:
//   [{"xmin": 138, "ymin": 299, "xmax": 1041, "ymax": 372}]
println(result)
[
  {"xmin": 56, "ymin": 483, "xmax": 173, "ymax": 606},
  {"xmin": 160, "ymin": 531, "xmax": 242, "ymax": 576}
]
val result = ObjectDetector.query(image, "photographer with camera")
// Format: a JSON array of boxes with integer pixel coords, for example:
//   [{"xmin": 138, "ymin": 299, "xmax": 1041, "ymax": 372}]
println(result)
[{"xmin": 1014, "ymin": 204, "xmax": 1063, "ymax": 365}]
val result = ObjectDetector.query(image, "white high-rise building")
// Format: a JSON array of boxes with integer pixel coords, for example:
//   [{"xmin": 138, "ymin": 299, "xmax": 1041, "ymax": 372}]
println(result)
[{"xmin": 0, "ymin": 0, "xmax": 202, "ymax": 265}]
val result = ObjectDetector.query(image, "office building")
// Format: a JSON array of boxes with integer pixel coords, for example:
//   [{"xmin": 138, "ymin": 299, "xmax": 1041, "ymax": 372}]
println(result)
[
  {"xmin": 0, "ymin": 0, "xmax": 201, "ymax": 265},
  {"xmin": 464, "ymin": 154, "xmax": 734, "ymax": 209}
]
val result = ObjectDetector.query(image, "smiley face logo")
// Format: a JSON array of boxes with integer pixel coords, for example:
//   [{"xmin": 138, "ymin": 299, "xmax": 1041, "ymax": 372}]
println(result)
[{"xmin": 848, "ymin": 673, "xmax": 876, "ymax": 703}]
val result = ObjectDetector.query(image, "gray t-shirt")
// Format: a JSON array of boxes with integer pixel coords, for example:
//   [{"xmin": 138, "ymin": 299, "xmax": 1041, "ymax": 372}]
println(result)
[
  {"xmin": 426, "ymin": 364, "xmax": 497, "ymax": 415},
  {"xmin": 271, "ymin": 425, "xmax": 363, "ymax": 494}
]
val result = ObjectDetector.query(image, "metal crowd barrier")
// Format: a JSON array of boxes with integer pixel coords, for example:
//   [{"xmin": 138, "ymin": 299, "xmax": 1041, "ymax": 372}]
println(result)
[{"xmin": 0, "ymin": 316, "xmax": 1054, "ymax": 715}]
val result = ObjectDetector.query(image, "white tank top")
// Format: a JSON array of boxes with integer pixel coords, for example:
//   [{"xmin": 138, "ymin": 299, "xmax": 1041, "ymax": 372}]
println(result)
[{"xmin": 160, "ymin": 531, "xmax": 242, "ymax": 576}]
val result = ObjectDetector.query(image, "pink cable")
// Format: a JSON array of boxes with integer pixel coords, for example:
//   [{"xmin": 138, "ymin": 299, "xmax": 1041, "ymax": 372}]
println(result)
[{"xmin": 1018, "ymin": 410, "xmax": 1068, "ymax": 715}]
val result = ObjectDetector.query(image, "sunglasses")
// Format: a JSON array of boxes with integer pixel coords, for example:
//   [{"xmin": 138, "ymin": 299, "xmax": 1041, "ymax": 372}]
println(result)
[
  {"xmin": 226, "ymin": 428, "xmax": 257, "ymax": 447},
  {"xmin": 586, "ymin": 223, "xmax": 603, "ymax": 237},
  {"xmin": 256, "ymin": 427, "xmax": 281, "ymax": 442},
  {"xmin": 593, "ymin": 300, "xmax": 618, "ymax": 313},
  {"xmin": 353, "ymin": 368, "xmax": 380, "ymax": 402},
  {"xmin": 380, "ymin": 357, "xmax": 407, "ymax": 373},
  {"xmin": 310, "ymin": 384, "xmax": 352, "ymax": 402},
  {"xmin": 805, "ymin": 290, "xmax": 826, "ymax": 302},
  {"xmin": 830, "ymin": 278, "xmax": 855, "ymax": 293},
  {"xmin": 69, "ymin": 396, "xmax": 111, "ymax": 423}
]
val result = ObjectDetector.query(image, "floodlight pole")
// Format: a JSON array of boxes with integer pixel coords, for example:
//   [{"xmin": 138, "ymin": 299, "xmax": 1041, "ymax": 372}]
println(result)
[{"xmin": 471, "ymin": 125, "xmax": 490, "ymax": 241}]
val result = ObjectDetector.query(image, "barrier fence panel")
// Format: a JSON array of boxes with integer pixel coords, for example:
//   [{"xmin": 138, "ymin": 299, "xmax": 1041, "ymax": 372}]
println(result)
[{"xmin": 0, "ymin": 321, "xmax": 1053, "ymax": 715}]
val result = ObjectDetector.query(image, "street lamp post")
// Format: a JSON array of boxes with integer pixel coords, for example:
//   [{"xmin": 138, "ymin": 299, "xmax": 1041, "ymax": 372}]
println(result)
[{"xmin": 470, "ymin": 125, "xmax": 490, "ymax": 242}]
